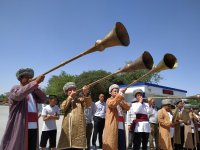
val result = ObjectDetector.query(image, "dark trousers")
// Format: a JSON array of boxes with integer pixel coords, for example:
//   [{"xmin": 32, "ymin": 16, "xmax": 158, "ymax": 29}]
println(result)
[
  {"xmin": 28, "ymin": 129, "xmax": 37, "ymax": 150},
  {"xmin": 133, "ymin": 132, "xmax": 149, "ymax": 150},
  {"xmin": 128, "ymin": 131, "xmax": 134, "ymax": 148},
  {"xmin": 118, "ymin": 129, "xmax": 126, "ymax": 150},
  {"xmin": 92, "ymin": 116, "xmax": 105, "ymax": 147},
  {"xmin": 149, "ymin": 123, "xmax": 159, "ymax": 150},
  {"xmin": 175, "ymin": 126, "xmax": 185, "ymax": 150},
  {"xmin": 198, "ymin": 131, "xmax": 200, "ymax": 150},
  {"xmin": 86, "ymin": 123, "xmax": 93, "ymax": 150}
]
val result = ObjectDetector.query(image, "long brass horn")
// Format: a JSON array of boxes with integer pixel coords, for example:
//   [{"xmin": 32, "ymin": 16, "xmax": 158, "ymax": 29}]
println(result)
[
  {"xmin": 32, "ymin": 22, "xmax": 130, "ymax": 80},
  {"xmin": 146, "ymin": 94, "xmax": 200, "ymax": 100},
  {"xmin": 76, "ymin": 51, "xmax": 154, "ymax": 93},
  {"xmin": 123, "ymin": 53, "xmax": 178, "ymax": 91}
]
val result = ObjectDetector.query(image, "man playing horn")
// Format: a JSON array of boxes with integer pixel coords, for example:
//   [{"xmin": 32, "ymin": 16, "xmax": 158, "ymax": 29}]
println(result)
[
  {"xmin": 158, "ymin": 99, "xmax": 174, "ymax": 150},
  {"xmin": 103, "ymin": 84, "xmax": 130, "ymax": 150},
  {"xmin": 131, "ymin": 89, "xmax": 152, "ymax": 150},
  {"xmin": 0, "ymin": 68, "xmax": 46, "ymax": 150},
  {"xmin": 57, "ymin": 82, "xmax": 92, "ymax": 150}
]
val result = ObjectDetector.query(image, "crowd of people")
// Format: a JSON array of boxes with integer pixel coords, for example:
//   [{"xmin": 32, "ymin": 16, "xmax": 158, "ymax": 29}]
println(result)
[
  {"xmin": 0, "ymin": 68, "xmax": 200, "ymax": 150},
  {"xmin": 127, "ymin": 92, "xmax": 200, "ymax": 150}
]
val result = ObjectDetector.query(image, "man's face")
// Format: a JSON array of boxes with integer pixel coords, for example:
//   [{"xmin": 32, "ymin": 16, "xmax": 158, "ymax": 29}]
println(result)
[
  {"xmin": 150, "ymin": 99, "xmax": 156, "ymax": 107},
  {"xmin": 165, "ymin": 104, "xmax": 172, "ymax": 112},
  {"xmin": 177, "ymin": 101, "xmax": 184, "ymax": 109},
  {"xmin": 66, "ymin": 87, "xmax": 76, "ymax": 96},
  {"xmin": 20, "ymin": 75, "xmax": 32, "ymax": 86},
  {"xmin": 135, "ymin": 93, "xmax": 143, "ymax": 101},
  {"xmin": 99, "ymin": 94, "xmax": 104, "ymax": 102},
  {"xmin": 111, "ymin": 88, "xmax": 119, "ymax": 97},
  {"xmin": 49, "ymin": 98, "xmax": 57, "ymax": 107}
]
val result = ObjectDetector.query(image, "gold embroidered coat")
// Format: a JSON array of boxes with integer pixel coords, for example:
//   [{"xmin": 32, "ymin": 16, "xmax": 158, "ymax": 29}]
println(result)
[{"xmin": 57, "ymin": 96, "xmax": 92, "ymax": 149}]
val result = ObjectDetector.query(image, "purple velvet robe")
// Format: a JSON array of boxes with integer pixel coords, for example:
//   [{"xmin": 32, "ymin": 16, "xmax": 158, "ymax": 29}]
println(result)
[{"xmin": 0, "ymin": 81, "xmax": 46, "ymax": 150}]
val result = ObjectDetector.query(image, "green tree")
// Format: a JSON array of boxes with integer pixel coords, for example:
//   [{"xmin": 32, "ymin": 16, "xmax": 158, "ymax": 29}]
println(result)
[
  {"xmin": 75, "ymin": 70, "xmax": 112, "ymax": 101},
  {"xmin": 45, "ymin": 67, "xmax": 162, "ymax": 102},
  {"xmin": 113, "ymin": 70, "xmax": 162, "ymax": 85}
]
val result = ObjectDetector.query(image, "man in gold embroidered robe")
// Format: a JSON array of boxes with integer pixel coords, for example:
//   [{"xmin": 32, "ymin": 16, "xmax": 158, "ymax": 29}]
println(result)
[{"xmin": 57, "ymin": 82, "xmax": 92, "ymax": 150}]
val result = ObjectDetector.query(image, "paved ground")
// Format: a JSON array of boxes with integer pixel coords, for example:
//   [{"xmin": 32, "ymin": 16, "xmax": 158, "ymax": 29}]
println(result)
[
  {"xmin": 0, "ymin": 105, "xmax": 149, "ymax": 150},
  {"xmin": 0, "ymin": 105, "xmax": 102, "ymax": 149}
]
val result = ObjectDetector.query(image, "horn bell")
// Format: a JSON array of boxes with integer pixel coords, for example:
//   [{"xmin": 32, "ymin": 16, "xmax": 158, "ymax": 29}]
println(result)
[
  {"xmin": 121, "ymin": 51, "xmax": 154, "ymax": 72},
  {"xmin": 152, "ymin": 53, "xmax": 178, "ymax": 73},
  {"xmin": 95, "ymin": 22, "xmax": 130, "ymax": 51}
]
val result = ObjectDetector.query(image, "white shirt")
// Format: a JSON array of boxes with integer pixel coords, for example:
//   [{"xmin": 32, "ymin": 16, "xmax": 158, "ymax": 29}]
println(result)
[
  {"xmin": 149, "ymin": 107, "xmax": 158, "ymax": 124},
  {"xmin": 42, "ymin": 105, "xmax": 60, "ymax": 131},
  {"xmin": 132, "ymin": 102, "xmax": 152, "ymax": 133},
  {"xmin": 117, "ymin": 105, "xmax": 124, "ymax": 130},
  {"xmin": 84, "ymin": 102, "xmax": 96, "ymax": 124},
  {"xmin": 191, "ymin": 120, "xmax": 194, "ymax": 133},
  {"xmin": 167, "ymin": 112, "xmax": 174, "ymax": 138},
  {"xmin": 28, "ymin": 94, "xmax": 37, "ymax": 129},
  {"xmin": 127, "ymin": 103, "xmax": 136, "ymax": 125},
  {"xmin": 94, "ymin": 101, "xmax": 106, "ymax": 118}
]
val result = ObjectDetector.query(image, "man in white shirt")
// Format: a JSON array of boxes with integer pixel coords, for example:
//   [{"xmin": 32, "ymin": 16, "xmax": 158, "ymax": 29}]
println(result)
[
  {"xmin": 84, "ymin": 101, "xmax": 96, "ymax": 150},
  {"xmin": 131, "ymin": 89, "xmax": 152, "ymax": 150},
  {"xmin": 127, "ymin": 99, "xmax": 136, "ymax": 149},
  {"xmin": 92, "ymin": 93, "xmax": 106, "ymax": 149},
  {"xmin": 148, "ymin": 98, "xmax": 159, "ymax": 150},
  {"xmin": 40, "ymin": 95, "xmax": 60, "ymax": 150}
]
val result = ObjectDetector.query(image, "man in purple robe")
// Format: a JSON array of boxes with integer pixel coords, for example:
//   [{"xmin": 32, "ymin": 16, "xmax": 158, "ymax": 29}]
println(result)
[{"xmin": 0, "ymin": 68, "xmax": 46, "ymax": 150}]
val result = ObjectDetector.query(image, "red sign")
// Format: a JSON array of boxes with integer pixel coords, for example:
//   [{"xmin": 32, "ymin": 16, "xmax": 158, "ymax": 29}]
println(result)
[{"xmin": 163, "ymin": 89, "xmax": 174, "ymax": 95}]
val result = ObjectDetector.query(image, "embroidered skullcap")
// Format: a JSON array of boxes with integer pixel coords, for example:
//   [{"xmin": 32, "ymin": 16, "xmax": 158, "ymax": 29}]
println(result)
[
  {"xmin": 109, "ymin": 84, "xmax": 119, "ymax": 94},
  {"xmin": 63, "ymin": 82, "xmax": 76, "ymax": 93},
  {"xmin": 161, "ymin": 99, "xmax": 173, "ymax": 106},
  {"xmin": 133, "ymin": 89, "xmax": 143, "ymax": 97},
  {"xmin": 16, "ymin": 68, "xmax": 34, "ymax": 81}
]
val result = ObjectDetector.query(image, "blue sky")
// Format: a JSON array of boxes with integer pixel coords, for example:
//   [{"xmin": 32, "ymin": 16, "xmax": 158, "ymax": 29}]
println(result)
[{"xmin": 0, "ymin": 0, "xmax": 200, "ymax": 96}]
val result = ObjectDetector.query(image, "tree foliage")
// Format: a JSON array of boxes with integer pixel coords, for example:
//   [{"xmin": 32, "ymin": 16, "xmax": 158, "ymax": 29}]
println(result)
[
  {"xmin": 45, "ymin": 71, "xmax": 76, "ymax": 102},
  {"xmin": 45, "ymin": 67, "xmax": 162, "ymax": 102},
  {"xmin": 75, "ymin": 70, "xmax": 113, "ymax": 101}
]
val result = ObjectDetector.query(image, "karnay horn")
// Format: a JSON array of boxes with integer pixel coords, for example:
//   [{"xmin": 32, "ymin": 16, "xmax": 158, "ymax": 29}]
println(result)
[
  {"xmin": 32, "ymin": 22, "xmax": 130, "ymax": 80},
  {"xmin": 77, "ymin": 51, "xmax": 154, "ymax": 93},
  {"xmin": 123, "ymin": 53, "xmax": 178, "ymax": 91},
  {"xmin": 145, "ymin": 94, "xmax": 200, "ymax": 100}
]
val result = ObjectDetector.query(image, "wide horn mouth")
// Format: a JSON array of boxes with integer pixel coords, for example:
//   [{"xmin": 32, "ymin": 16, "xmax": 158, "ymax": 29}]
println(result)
[
  {"xmin": 163, "ymin": 53, "xmax": 178, "ymax": 69},
  {"xmin": 142, "ymin": 51, "xmax": 154, "ymax": 70},
  {"xmin": 115, "ymin": 22, "xmax": 130, "ymax": 46}
]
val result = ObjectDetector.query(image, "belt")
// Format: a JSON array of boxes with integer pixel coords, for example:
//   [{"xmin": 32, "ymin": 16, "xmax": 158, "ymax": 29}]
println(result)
[
  {"xmin": 150, "ymin": 122, "xmax": 158, "ymax": 125},
  {"xmin": 28, "ymin": 112, "xmax": 38, "ymax": 122},
  {"xmin": 118, "ymin": 116, "xmax": 124, "ymax": 122}
]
